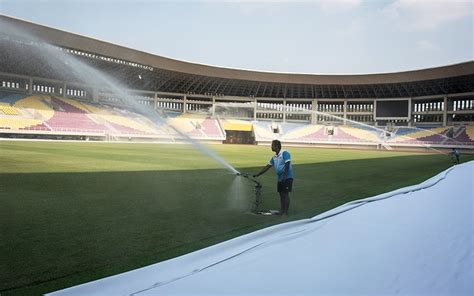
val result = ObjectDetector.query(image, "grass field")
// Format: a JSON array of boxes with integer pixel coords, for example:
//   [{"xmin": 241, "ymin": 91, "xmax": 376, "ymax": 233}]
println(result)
[{"xmin": 1, "ymin": 140, "xmax": 470, "ymax": 295}]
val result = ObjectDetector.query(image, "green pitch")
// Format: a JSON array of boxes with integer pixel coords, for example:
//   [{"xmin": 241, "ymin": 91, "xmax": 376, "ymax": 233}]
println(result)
[{"xmin": 0, "ymin": 140, "xmax": 468, "ymax": 295}]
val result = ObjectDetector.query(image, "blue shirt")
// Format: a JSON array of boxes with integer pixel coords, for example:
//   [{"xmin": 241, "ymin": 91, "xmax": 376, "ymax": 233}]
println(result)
[{"xmin": 269, "ymin": 150, "xmax": 293, "ymax": 182}]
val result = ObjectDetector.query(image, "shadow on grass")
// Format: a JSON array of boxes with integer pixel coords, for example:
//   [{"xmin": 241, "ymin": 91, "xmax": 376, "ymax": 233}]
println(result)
[{"xmin": 0, "ymin": 153, "xmax": 467, "ymax": 295}]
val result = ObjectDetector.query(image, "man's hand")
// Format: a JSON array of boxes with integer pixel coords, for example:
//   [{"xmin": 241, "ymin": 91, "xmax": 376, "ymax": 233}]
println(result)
[{"xmin": 254, "ymin": 164, "xmax": 272, "ymax": 178}]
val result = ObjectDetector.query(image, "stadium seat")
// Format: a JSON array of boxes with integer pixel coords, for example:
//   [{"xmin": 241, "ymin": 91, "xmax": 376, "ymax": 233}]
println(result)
[{"xmin": 0, "ymin": 104, "xmax": 19, "ymax": 115}]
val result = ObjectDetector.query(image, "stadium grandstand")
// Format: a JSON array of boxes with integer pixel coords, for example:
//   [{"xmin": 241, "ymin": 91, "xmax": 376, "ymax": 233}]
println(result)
[{"xmin": 1, "ymin": 15, "xmax": 473, "ymax": 150}]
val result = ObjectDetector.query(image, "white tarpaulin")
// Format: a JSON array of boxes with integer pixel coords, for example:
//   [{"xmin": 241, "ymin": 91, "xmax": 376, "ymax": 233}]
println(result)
[{"xmin": 49, "ymin": 161, "xmax": 474, "ymax": 295}]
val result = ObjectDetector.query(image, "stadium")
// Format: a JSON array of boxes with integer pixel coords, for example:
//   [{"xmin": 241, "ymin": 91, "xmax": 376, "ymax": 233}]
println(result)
[
  {"xmin": 1, "ymin": 15, "xmax": 474, "ymax": 147},
  {"xmin": 0, "ymin": 11, "xmax": 473, "ymax": 296}
]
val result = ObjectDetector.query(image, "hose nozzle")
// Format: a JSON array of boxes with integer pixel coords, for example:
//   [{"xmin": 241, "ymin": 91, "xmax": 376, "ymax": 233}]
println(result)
[{"xmin": 236, "ymin": 172, "xmax": 249, "ymax": 178}]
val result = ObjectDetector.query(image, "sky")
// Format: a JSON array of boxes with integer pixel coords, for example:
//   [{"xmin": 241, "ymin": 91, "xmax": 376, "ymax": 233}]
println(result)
[{"xmin": 0, "ymin": 0, "xmax": 473, "ymax": 74}]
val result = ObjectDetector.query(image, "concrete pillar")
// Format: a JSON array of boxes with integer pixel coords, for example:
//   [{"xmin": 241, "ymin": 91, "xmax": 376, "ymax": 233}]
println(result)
[
  {"xmin": 212, "ymin": 96, "xmax": 216, "ymax": 117},
  {"xmin": 63, "ymin": 82, "xmax": 67, "ymax": 98},
  {"xmin": 443, "ymin": 96, "xmax": 448, "ymax": 126},
  {"xmin": 283, "ymin": 99, "xmax": 286, "ymax": 122},
  {"xmin": 373, "ymin": 99, "xmax": 377, "ymax": 126},
  {"xmin": 254, "ymin": 98, "xmax": 257, "ymax": 121},
  {"xmin": 92, "ymin": 88, "xmax": 99, "ymax": 103},
  {"xmin": 408, "ymin": 97, "xmax": 413, "ymax": 127},
  {"xmin": 28, "ymin": 78, "xmax": 33, "ymax": 95},
  {"xmin": 343, "ymin": 100, "xmax": 347, "ymax": 125},
  {"xmin": 183, "ymin": 94, "xmax": 187, "ymax": 114},
  {"xmin": 311, "ymin": 99, "xmax": 318, "ymax": 124}
]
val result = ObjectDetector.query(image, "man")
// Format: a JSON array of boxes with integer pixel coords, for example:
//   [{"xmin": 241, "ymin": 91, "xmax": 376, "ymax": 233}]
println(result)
[
  {"xmin": 253, "ymin": 140, "xmax": 293, "ymax": 216},
  {"xmin": 451, "ymin": 148, "xmax": 460, "ymax": 164}
]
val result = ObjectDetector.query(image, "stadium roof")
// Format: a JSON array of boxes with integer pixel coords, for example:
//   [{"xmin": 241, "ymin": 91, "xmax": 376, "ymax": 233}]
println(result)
[{"xmin": 1, "ymin": 14, "xmax": 473, "ymax": 99}]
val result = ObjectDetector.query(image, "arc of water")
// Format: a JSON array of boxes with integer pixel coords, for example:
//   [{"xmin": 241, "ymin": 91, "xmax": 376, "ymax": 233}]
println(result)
[{"xmin": 0, "ymin": 23, "xmax": 240, "ymax": 174}]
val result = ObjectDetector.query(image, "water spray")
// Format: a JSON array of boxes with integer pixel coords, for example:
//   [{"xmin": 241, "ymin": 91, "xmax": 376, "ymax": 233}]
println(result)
[
  {"xmin": 236, "ymin": 172, "xmax": 266, "ymax": 214},
  {"xmin": 0, "ymin": 20, "xmax": 241, "ymax": 175}
]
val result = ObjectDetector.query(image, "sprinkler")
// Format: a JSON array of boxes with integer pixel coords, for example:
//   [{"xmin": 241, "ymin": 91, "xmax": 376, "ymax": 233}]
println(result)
[
  {"xmin": 236, "ymin": 172, "xmax": 249, "ymax": 178},
  {"xmin": 252, "ymin": 179, "xmax": 263, "ymax": 213},
  {"xmin": 237, "ymin": 172, "xmax": 265, "ymax": 214}
]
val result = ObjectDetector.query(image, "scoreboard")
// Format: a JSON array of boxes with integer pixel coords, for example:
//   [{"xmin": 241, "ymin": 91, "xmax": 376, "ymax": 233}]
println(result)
[{"xmin": 375, "ymin": 99, "xmax": 409, "ymax": 120}]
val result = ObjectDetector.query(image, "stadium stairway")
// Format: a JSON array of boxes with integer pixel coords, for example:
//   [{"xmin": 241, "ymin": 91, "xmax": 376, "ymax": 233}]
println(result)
[
  {"xmin": 388, "ymin": 127, "xmax": 448, "ymax": 144},
  {"xmin": 164, "ymin": 114, "xmax": 225, "ymax": 140},
  {"xmin": 453, "ymin": 126, "xmax": 474, "ymax": 145},
  {"xmin": 338, "ymin": 126, "xmax": 381, "ymax": 142},
  {"xmin": 253, "ymin": 121, "xmax": 279, "ymax": 141},
  {"xmin": 81, "ymin": 102, "xmax": 158, "ymax": 135},
  {"xmin": 281, "ymin": 124, "xmax": 324, "ymax": 141},
  {"xmin": 296, "ymin": 125, "xmax": 328, "ymax": 142},
  {"xmin": 41, "ymin": 98, "xmax": 107, "ymax": 133}
]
